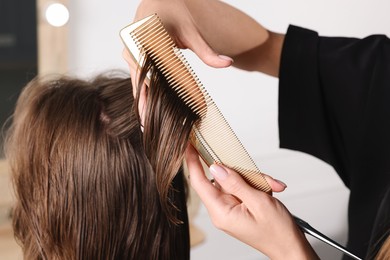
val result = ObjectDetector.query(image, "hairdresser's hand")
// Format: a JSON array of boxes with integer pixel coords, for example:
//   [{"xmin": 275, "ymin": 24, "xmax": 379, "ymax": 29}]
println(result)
[
  {"xmin": 134, "ymin": 0, "xmax": 277, "ymax": 70},
  {"xmin": 185, "ymin": 145, "xmax": 319, "ymax": 260},
  {"xmin": 134, "ymin": 0, "xmax": 233, "ymax": 68}
]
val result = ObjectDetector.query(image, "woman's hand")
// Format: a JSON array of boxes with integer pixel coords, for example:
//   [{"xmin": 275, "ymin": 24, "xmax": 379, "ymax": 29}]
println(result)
[
  {"xmin": 133, "ymin": 0, "xmax": 277, "ymax": 71},
  {"xmin": 133, "ymin": 0, "xmax": 234, "ymax": 68},
  {"xmin": 185, "ymin": 144, "xmax": 319, "ymax": 260}
]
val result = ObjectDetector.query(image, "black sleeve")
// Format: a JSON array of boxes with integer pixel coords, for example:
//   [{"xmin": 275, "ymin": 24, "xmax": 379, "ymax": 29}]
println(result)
[{"xmin": 278, "ymin": 25, "xmax": 390, "ymax": 258}]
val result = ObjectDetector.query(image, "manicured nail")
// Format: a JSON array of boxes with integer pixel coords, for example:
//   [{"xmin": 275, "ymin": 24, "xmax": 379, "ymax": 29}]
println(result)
[
  {"xmin": 275, "ymin": 179, "xmax": 287, "ymax": 188},
  {"xmin": 209, "ymin": 164, "xmax": 228, "ymax": 180},
  {"xmin": 218, "ymin": 55, "xmax": 234, "ymax": 63}
]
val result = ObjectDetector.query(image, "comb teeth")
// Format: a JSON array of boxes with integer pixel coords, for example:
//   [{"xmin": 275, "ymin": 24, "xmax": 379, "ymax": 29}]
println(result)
[
  {"xmin": 121, "ymin": 14, "xmax": 209, "ymax": 118},
  {"xmin": 192, "ymin": 104, "xmax": 271, "ymax": 193},
  {"xmin": 120, "ymin": 14, "xmax": 272, "ymax": 194}
]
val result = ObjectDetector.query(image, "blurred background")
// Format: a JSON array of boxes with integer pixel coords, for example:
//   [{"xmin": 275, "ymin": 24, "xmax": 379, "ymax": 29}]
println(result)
[{"xmin": 1, "ymin": 0, "xmax": 389, "ymax": 259}]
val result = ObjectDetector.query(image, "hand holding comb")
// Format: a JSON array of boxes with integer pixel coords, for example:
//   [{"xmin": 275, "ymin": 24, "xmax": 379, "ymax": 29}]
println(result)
[
  {"xmin": 120, "ymin": 14, "xmax": 361, "ymax": 260},
  {"xmin": 120, "ymin": 14, "xmax": 271, "ymax": 194}
]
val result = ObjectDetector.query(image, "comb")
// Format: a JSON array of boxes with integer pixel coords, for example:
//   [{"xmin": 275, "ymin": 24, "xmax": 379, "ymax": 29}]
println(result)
[
  {"xmin": 120, "ymin": 14, "xmax": 271, "ymax": 193},
  {"xmin": 119, "ymin": 14, "xmax": 363, "ymax": 260}
]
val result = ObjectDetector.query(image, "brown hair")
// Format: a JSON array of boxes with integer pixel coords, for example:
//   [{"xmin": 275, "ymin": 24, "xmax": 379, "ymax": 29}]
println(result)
[
  {"xmin": 136, "ymin": 56, "xmax": 200, "ymax": 223},
  {"xmin": 376, "ymin": 236, "xmax": 390, "ymax": 259},
  {"xmin": 5, "ymin": 71, "xmax": 192, "ymax": 259}
]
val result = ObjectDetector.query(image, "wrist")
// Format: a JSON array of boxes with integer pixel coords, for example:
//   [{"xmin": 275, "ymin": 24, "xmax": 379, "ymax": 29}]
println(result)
[{"xmin": 266, "ymin": 228, "xmax": 319, "ymax": 260}]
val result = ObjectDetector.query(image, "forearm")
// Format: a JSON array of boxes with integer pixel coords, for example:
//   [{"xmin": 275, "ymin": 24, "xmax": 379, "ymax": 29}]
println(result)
[
  {"xmin": 231, "ymin": 31, "xmax": 284, "ymax": 77},
  {"xmin": 266, "ymin": 229, "xmax": 319, "ymax": 260}
]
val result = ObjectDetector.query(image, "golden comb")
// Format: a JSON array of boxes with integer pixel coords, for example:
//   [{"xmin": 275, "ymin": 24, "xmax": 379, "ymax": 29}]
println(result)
[{"xmin": 120, "ymin": 13, "xmax": 271, "ymax": 194}]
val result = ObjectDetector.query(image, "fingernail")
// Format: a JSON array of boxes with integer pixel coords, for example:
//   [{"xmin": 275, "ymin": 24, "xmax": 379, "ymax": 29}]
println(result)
[
  {"xmin": 209, "ymin": 164, "xmax": 228, "ymax": 180},
  {"xmin": 275, "ymin": 179, "xmax": 287, "ymax": 188},
  {"xmin": 218, "ymin": 55, "xmax": 234, "ymax": 63}
]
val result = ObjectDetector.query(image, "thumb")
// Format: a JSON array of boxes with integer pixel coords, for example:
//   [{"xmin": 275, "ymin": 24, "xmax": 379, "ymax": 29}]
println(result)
[
  {"xmin": 209, "ymin": 164, "xmax": 261, "ymax": 203},
  {"xmin": 186, "ymin": 33, "xmax": 233, "ymax": 68}
]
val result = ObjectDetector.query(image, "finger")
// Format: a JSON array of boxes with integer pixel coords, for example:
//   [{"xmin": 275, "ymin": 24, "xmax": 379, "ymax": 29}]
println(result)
[
  {"xmin": 262, "ymin": 174, "xmax": 287, "ymax": 193},
  {"xmin": 122, "ymin": 49, "xmax": 138, "ymax": 96},
  {"xmin": 138, "ymin": 82, "xmax": 148, "ymax": 127},
  {"xmin": 185, "ymin": 32, "xmax": 233, "ymax": 68},
  {"xmin": 209, "ymin": 164, "xmax": 268, "ymax": 208},
  {"xmin": 185, "ymin": 145, "xmax": 222, "ymax": 209},
  {"xmin": 211, "ymin": 178, "xmax": 222, "ymax": 190}
]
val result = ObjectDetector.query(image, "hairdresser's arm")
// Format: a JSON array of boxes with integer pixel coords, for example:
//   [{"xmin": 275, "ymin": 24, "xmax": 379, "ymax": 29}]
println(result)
[
  {"xmin": 134, "ymin": 0, "xmax": 283, "ymax": 76},
  {"xmin": 185, "ymin": 145, "xmax": 319, "ymax": 260}
]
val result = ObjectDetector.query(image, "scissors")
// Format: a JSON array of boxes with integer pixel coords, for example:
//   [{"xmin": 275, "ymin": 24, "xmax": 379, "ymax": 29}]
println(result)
[{"xmin": 294, "ymin": 216, "xmax": 362, "ymax": 260}]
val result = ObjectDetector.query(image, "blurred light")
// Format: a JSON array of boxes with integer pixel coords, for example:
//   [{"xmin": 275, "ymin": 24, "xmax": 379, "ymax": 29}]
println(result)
[{"xmin": 45, "ymin": 3, "xmax": 69, "ymax": 27}]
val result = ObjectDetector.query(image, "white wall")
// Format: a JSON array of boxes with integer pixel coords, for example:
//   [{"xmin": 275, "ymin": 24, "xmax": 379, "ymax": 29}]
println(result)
[
  {"xmin": 67, "ymin": 0, "xmax": 134, "ymax": 77},
  {"xmin": 67, "ymin": 1, "xmax": 390, "ymax": 259}
]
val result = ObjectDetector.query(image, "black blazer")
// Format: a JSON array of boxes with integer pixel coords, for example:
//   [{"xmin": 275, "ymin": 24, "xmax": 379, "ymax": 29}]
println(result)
[{"xmin": 279, "ymin": 25, "xmax": 390, "ymax": 259}]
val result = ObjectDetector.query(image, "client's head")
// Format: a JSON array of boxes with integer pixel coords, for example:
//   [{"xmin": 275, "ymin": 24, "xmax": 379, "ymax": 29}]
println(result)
[{"xmin": 5, "ymin": 72, "xmax": 191, "ymax": 259}]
